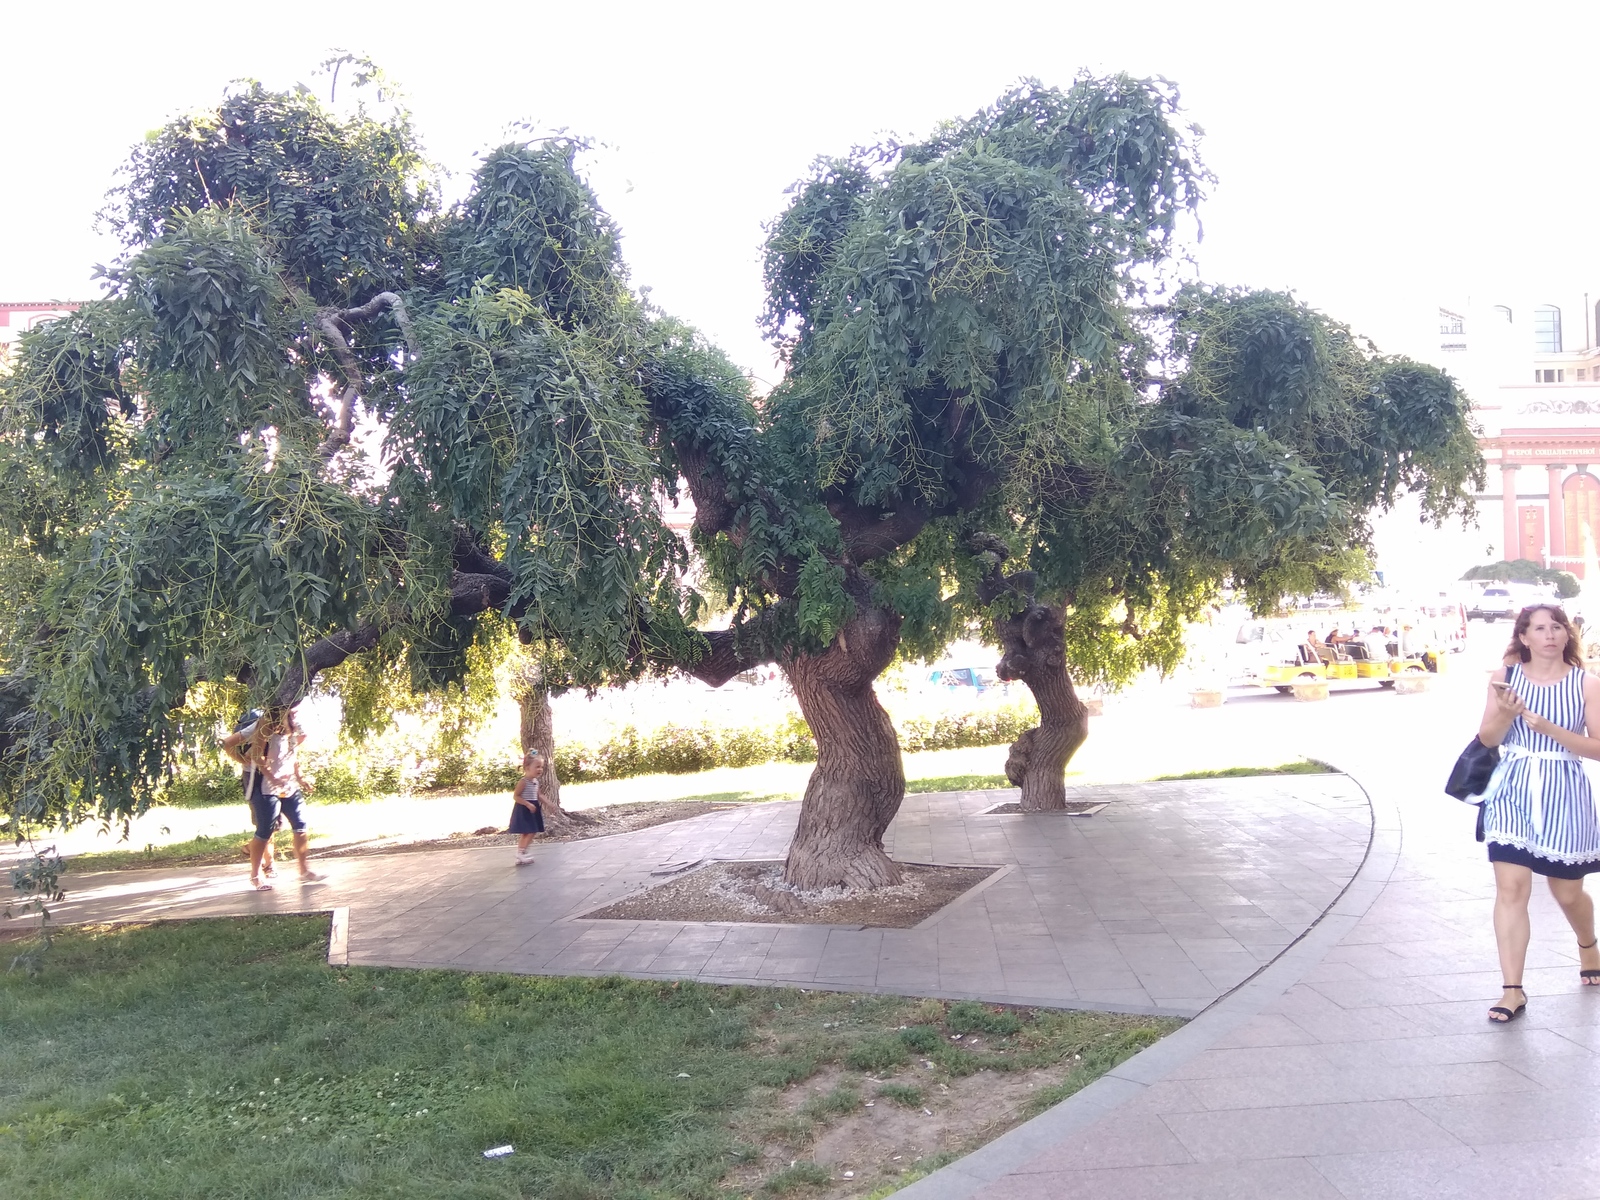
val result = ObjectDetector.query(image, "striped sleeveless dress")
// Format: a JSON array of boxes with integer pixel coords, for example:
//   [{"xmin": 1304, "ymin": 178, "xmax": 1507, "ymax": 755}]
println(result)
[{"xmin": 1482, "ymin": 663, "xmax": 1600, "ymax": 878}]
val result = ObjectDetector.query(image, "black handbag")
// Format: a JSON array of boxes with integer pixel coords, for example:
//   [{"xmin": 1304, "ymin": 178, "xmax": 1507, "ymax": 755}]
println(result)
[{"xmin": 1444, "ymin": 665, "xmax": 1514, "ymax": 804}]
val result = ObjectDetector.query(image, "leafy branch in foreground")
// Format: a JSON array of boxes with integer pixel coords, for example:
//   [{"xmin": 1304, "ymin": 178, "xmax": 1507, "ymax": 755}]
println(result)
[{"xmin": 4, "ymin": 843, "xmax": 65, "ymax": 974}]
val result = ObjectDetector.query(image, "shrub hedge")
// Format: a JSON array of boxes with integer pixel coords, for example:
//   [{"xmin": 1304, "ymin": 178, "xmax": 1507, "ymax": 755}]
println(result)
[
  {"xmin": 163, "ymin": 700, "xmax": 1042, "ymax": 804},
  {"xmin": 552, "ymin": 700, "xmax": 1039, "ymax": 783}
]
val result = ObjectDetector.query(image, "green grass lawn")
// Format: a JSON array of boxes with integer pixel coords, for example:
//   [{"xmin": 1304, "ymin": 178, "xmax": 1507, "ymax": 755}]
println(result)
[
  {"xmin": 0, "ymin": 917, "xmax": 1176, "ymax": 1199},
  {"xmin": 1150, "ymin": 759, "xmax": 1335, "ymax": 782},
  {"xmin": 60, "ymin": 829, "xmax": 265, "ymax": 871}
]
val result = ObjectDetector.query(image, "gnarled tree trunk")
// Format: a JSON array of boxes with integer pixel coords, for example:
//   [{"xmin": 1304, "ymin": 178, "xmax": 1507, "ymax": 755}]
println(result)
[
  {"xmin": 995, "ymin": 602, "xmax": 1089, "ymax": 812},
  {"xmin": 518, "ymin": 684, "xmax": 579, "ymax": 826},
  {"xmin": 781, "ymin": 603, "xmax": 906, "ymax": 889}
]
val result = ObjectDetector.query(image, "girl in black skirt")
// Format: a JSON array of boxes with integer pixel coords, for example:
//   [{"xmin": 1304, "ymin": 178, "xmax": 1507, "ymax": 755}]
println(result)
[{"xmin": 510, "ymin": 751, "xmax": 545, "ymax": 865}]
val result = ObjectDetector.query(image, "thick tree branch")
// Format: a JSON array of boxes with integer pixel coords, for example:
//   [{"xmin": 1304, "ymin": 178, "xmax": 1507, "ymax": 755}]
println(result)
[
  {"xmin": 451, "ymin": 524, "xmax": 513, "ymax": 581},
  {"xmin": 314, "ymin": 291, "xmax": 417, "ymax": 460},
  {"xmin": 678, "ymin": 603, "xmax": 794, "ymax": 687},
  {"xmin": 270, "ymin": 624, "xmax": 382, "ymax": 707},
  {"xmin": 449, "ymin": 572, "xmax": 512, "ymax": 617},
  {"xmin": 830, "ymin": 459, "xmax": 998, "ymax": 564}
]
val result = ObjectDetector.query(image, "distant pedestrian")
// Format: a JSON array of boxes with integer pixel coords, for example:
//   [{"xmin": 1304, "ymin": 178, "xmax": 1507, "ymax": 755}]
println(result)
[
  {"xmin": 510, "ymin": 751, "xmax": 546, "ymax": 866},
  {"xmin": 220, "ymin": 708, "xmax": 277, "ymax": 881},
  {"xmin": 240, "ymin": 706, "xmax": 322, "ymax": 889},
  {"xmin": 1474, "ymin": 605, "xmax": 1600, "ymax": 1024}
]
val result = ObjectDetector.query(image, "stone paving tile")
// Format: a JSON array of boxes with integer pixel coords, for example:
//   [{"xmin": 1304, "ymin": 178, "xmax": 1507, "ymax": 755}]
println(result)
[
  {"xmin": 1307, "ymin": 1140, "xmax": 1600, "ymax": 1200},
  {"xmin": 1407, "ymin": 1085, "xmax": 1600, "ymax": 1147},
  {"xmin": 1181, "ymin": 1059, "xmax": 1544, "ymax": 1110},
  {"xmin": 998, "ymin": 1159, "xmax": 1348, "ymax": 1200},
  {"xmin": 1163, "ymin": 1099, "xmax": 1464, "ymax": 1161},
  {"xmin": 1019, "ymin": 1114, "xmax": 1196, "ymax": 1171}
]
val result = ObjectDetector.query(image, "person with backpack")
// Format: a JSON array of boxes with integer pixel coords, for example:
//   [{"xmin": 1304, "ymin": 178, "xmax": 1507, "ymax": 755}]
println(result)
[
  {"xmin": 222, "ymin": 705, "xmax": 322, "ymax": 890},
  {"xmin": 220, "ymin": 708, "xmax": 276, "ymax": 880}
]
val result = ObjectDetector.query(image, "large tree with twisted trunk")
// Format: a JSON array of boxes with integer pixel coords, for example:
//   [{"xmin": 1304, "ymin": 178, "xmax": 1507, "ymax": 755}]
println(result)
[{"xmin": 0, "ymin": 67, "xmax": 1481, "ymax": 890}]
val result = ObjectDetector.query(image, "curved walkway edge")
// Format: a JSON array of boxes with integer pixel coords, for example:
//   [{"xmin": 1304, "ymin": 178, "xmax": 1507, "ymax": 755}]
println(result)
[{"xmin": 895, "ymin": 764, "xmax": 1402, "ymax": 1199}]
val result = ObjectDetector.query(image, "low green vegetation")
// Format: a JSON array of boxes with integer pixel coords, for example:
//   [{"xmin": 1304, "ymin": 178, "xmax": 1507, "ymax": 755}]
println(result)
[
  {"xmin": 0, "ymin": 917, "xmax": 1177, "ymax": 1199},
  {"xmin": 874, "ymin": 1083, "xmax": 924, "ymax": 1109},
  {"xmin": 61, "ymin": 830, "xmax": 264, "ymax": 872},
  {"xmin": 1151, "ymin": 759, "xmax": 1334, "ymax": 782},
  {"xmin": 1462, "ymin": 557, "xmax": 1580, "ymax": 598},
  {"xmin": 905, "ymin": 773, "xmax": 1009, "ymax": 794},
  {"xmin": 163, "ymin": 701, "xmax": 1043, "ymax": 810}
]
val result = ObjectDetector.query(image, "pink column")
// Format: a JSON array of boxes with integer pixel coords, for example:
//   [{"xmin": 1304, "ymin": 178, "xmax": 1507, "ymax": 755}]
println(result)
[
  {"xmin": 1548, "ymin": 464, "xmax": 1567, "ymax": 561},
  {"xmin": 1502, "ymin": 462, "xmax": 1518, "ymax": 561}
]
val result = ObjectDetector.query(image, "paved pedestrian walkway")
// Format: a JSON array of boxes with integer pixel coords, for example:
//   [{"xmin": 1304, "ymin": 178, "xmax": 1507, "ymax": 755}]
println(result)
[
  {"xmin": 23, "ymin": 773, "xmax": 1366, "ymax": 1017},
  {"xmin": 899, "ymin": 689, "xmax": 1600, "ymax": 1199}
]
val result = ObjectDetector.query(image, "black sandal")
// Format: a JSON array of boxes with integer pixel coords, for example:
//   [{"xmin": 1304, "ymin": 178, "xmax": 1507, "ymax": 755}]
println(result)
[
  {"xmin": 1488, "ymin": 984, "xmax": 1526, "ymax": 1023},
  {"xmin": 1580, "ymin": 940, "xmax": 1600, "ymax": 985}
]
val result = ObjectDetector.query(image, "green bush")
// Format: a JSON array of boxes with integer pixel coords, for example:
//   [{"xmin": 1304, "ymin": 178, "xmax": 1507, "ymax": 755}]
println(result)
[
  {"xmin": 875, "ymin": 1082, "xmax": 925, "ymax": 1108},
  {"xmin": 549, "ymin": 703, "xmax": 1037, "ymax": 786},
  {"xmin": 304, "ymin": 763, "xmax": 371, "ymax": 805},
  {"xmin": 553, "ymin": 713, "xmax": 819, "ymax": 783},
  {"xmin": 898, "ymin": 1024, "xmax": 943, "ymax": 1053},
  {"xmin": 799, "ymin": 1083, "xmax": 860, "ymax": 1119},
  {"xmin": 897, "ymin": 702, "xmax": 1039, "ymax": 753},
  {"xmin": 1462, "ymin": 558, "xmax": 1582, "ymax": 599},
  {"xmin": 164, "ymin": 762, "xmax": 241, "ymax": 808},
  {"xmin": 947, "ymin": 1001, "xmax": 1022, "ymax": 1036},
  {"xmin": 161, "ymin": 697, "xmax": 1042, "ymax": 804}
]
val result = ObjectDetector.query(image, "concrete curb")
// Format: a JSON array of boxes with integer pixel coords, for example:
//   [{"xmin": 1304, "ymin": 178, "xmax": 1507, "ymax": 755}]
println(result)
[
  {"xmin": 891, "ymin": 760, "xmax": 1400, "ymax": 1198},
  {"xmin": 327, "ymin": 906, "xmax": 350, "ymax": 966}
]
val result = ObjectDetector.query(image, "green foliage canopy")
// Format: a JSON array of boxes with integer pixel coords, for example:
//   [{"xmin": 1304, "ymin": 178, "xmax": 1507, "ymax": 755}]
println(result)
[
  {"xmin": 0, "ymin": 67, "xmax": 1486, "ymax": 835},
  {"xmin": 0, "ymin": 74, "xmax": 732, "ymax": 830}
]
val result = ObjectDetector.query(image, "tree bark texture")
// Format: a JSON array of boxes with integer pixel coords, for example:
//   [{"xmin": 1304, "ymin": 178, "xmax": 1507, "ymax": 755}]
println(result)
[
  {"xmin": 518, "ymin": 685, "xmax": 571, "ymax": 824},
  {"xmin": 780, "ymin": 603, "xmax": 906, "ymax": 889},
  {"xmin": 994, "ymin": 603, "xmax": 1089, "ymax": 812}
]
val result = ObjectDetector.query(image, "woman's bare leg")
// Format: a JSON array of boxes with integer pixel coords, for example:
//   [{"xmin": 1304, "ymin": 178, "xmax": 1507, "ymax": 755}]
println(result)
[
  {"xmin": 1491, "ymin": 861, "xmax": 1533, "ymax": 1017},
  {"xmin": 1546, "ymin": 876, "xmax": 1600, "ymax": 983},
  {"xmin": 248, "ymin": 836, "xmax": 271, "ymax": 888}
]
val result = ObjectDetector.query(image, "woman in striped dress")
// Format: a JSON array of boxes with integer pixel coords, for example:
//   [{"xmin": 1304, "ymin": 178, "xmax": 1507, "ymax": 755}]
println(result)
[{"xmin": 1477, "ymin": 605, "xmax": 1600, "ymax": 1021}]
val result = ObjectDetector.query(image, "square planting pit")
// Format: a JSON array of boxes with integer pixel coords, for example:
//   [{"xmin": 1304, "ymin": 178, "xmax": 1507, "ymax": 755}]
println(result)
[
  {"xmin": 981, "ymin": 801, "xmax": 1107, "ymax": 816},
  {"xmin": 580, "ymin": 859, "xmax": 999, "ymax": 928}
]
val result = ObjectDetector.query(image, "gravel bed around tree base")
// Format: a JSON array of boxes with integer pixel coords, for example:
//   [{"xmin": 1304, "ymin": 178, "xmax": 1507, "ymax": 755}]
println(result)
[{"xmin": 582, "ymin": 859, "xmax": 997, "ymax": 928}]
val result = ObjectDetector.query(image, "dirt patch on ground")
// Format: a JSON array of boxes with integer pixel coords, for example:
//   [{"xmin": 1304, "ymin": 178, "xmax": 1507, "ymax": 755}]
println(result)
[
  {"xmin": 582, "ymin": 859, "xmax": 995, "ymax": 928},
  {"xmin": 984, "ymin": 800, "xmax": 1105, "ymax": 815},
  {"xmin": 726, "ymin": 1057, "xmax": 1101, "ymax": 1198}
]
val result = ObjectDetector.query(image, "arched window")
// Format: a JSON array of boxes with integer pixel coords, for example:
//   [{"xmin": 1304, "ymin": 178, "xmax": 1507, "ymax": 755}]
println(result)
[
  {"xmin": 1534, "ymin": 305, "xmax": 1563, "ymax": 354},
  {"xmin": 1493, "ymin": 304, "xmax": 1513, "ymax": 323}
]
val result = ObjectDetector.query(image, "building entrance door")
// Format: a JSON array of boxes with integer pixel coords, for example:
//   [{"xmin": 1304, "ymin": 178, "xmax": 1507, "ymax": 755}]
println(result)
[{"xmin": 1519, "ymin": 505, "xmax": 1546, "ymax": 563}]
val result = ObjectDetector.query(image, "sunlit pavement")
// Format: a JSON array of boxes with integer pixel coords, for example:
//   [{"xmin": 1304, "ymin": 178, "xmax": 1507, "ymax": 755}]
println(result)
[{"xmin": 901, "ymin": 626, "xmax": 1600, "ymax": 1200}]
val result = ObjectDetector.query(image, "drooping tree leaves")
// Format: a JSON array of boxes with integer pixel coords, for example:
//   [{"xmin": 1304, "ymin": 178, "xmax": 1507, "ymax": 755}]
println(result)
[{"xmin": 0, "ymin": 66, "xmax": 1484, "ymax": 841}]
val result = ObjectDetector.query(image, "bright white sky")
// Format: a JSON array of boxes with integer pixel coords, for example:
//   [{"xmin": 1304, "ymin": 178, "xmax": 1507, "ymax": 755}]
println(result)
[{"xmin": 6, "ymin": 1, "xmax": 1599, "ymax": 383}]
